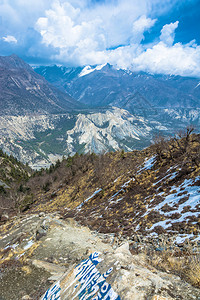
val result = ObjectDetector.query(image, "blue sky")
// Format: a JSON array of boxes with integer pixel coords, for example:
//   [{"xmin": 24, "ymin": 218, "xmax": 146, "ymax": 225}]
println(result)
[{"xmin": 0, "ymin": 0, "xmax": 200, "ymax": 77}]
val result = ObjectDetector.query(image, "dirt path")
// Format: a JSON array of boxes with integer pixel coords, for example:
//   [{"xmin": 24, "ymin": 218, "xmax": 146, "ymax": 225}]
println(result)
[{"xmin": 0, "ymin": 213, "xmax": 200, "ymax": 299}]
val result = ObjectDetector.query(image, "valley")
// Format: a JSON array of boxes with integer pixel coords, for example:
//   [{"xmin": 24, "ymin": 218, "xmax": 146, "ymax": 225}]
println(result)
[{"xmin": 0, "ymin": 55, "xmax": 199, "ymax": 168}]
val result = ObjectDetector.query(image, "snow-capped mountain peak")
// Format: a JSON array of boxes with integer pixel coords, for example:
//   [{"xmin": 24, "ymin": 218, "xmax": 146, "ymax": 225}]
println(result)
[
  {"xmin": 194, "ymin": 82, "xmax": 200, "ymax": 89},
  {"xmin": 79, "ymin": 63, "xmax": 107, "ymax": 77}
]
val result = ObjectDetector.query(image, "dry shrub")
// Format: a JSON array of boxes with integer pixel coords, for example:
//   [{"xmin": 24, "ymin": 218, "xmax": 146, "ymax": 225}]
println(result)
[
  {"xmin": 185, "ymin": 255, "xmax": 200, "ymax": 288},
  {"xmin": 145, "ymin": 238, "xmax": 200, "ymax": 288}
]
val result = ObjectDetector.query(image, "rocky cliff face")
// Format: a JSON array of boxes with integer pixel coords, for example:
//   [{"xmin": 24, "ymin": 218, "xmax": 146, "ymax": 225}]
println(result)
[
  {"xmin": 1, "ymin": 106, "xmax": 199, "ymax": 169},
  {"xmin": 0, "ymin": 114, "xmax": 65, "ymax": 168},
  {"xmin": 65, "ymin": 107, "xmax": 152, "ymax": 154},
  {"xmin": 0, "ymin": 108, "xmax": 153, "ymax": 168}
]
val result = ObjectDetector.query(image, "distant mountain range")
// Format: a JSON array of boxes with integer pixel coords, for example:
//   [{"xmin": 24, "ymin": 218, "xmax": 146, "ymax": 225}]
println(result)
[
  {"xmin": 35, "ymin": 63, "xmax": 200, "ymax": 142},
  {"xmin": 35, "ymin": 63, "xmax": 200, "ymax": 111},
  {"xmin": 0, "ymin": 55, "xmax": 199, "ymax": 167}
]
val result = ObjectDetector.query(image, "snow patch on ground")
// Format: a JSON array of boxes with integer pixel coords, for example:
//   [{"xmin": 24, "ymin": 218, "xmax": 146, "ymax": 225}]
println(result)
[
  {"xmin": 121, "ymin": 179, "xmax": 134, "ymax": 188},
  {"xmin": 138, "ymin": 155, "xmax": 156, "ymax": 173},
  {"xmin": 76, "ymin": 188, "xmax": 102, "ymax": 210},
  {"xmin": 153, "ymin": 178, "xmax": 200, "ymax": 213},
  {"xmin": 153, "ymin": 171, "xmax": 177, "ymax": 187},
  {"xmin": 23, "ymin": 240, "xmax": 34, "ymax": 250},
  {"xmin": 148, "ymin": 177, "xmax": 200, "ymax": 234},
  {"xmin": 114, "ymin": 176, "xmax": 121, "ymax": 183},
  {"xmin": 4, "ymin": 243, "xmax": 18, "ymax": 250},
  {"xmin": 174, "ymin": 234, "xmax": 194, "ymax": 244}
]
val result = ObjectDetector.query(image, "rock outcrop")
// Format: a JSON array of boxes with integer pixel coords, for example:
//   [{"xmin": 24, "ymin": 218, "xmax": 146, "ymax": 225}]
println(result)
[{"xmin": 0, "ymin": 213, "xmax": 199, "ymax": 299}]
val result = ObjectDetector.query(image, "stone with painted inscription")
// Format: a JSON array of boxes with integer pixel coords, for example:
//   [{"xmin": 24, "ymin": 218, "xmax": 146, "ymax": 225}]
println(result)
[{"xmin": 41, "ymin": 252, "xmax": 120, "ymax": 300}]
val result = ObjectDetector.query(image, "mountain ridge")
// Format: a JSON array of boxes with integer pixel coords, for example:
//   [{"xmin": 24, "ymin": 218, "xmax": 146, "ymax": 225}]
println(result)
[
  {"xmin": 35, "ymin": 63, "xmax": 200, "ymax": 110},
  {"xmin": 0, "ymin": 54, "xmax": 84, "ymax": 116}
]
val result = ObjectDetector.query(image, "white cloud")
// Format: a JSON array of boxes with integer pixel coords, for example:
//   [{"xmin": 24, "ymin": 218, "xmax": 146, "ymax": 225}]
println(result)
[
  {"xmin": 35, "ymin": 0, "xmax": 156, "ymax": 65},
  {"xmin": 2, "ymin": 35, "xmax": 17, "ymax": 43},
  {"xmin": 131, "ymin": 41, "xmax": 200, "ymax": 77},
  {"xmin": 33, "ymin": 1, "xmax": 200, "ymax": 78},
  {"xmin": 160, "ymin": 21, "xmax": 179, "ymax": 46},
  {"xmin": 131, "ymin": 15, "xmax": 157, "ymax": 43},
  {"xmin": 0, "ymin": 0, "xmax": 200, "ymax": 77}
]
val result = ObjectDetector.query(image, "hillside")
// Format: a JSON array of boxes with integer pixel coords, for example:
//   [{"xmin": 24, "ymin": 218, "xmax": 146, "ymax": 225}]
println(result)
[
  {"xmin": 0, "ymin": 54, "xmax": 83, "ymax": 115},
  {"xmin": 13, "ymin": 130, "xmax": 199, "ymax": 239},
  {"xmin": 0, "ymin": 149, "xmax": 31, "ymax": 220},
  {"xmin": 0, "ymin": 131, "xmax": 200, "ymax": 299}
]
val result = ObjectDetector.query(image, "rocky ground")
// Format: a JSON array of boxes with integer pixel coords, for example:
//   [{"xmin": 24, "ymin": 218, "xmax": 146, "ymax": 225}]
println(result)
[{"xmin": 0, "ymin": 213, "xmax": 200, "ymax": 299}]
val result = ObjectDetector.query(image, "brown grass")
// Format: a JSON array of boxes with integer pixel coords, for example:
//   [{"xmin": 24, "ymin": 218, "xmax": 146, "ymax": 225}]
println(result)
[{"xmin": 144, "ymin": 238, "xmax": 200, "ymax": 288}]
